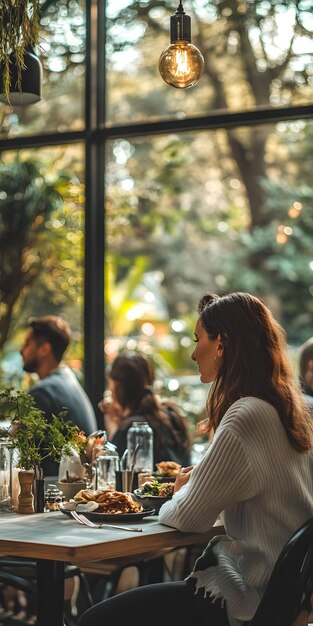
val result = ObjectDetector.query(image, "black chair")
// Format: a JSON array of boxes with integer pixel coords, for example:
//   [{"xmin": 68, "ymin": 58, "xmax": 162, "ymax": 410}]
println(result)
[
  {"xmin": 0, "ymin": 557, "xmax": 93, "ymax": 626},
  {"xmin": 250, "ymin": 516, "xmax": 313, "ymax": 626}
]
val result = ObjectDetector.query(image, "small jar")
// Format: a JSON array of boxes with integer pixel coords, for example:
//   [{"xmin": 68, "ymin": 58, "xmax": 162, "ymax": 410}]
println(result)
[{"xmin": 127, "ymin": 422, "xmax": 154, "ymax": 473}]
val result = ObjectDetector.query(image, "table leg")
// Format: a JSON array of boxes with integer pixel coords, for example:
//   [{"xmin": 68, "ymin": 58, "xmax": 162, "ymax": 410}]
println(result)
[{"xmin": 36, "ymin": 559, "xmax": 65, "ymax": 626}]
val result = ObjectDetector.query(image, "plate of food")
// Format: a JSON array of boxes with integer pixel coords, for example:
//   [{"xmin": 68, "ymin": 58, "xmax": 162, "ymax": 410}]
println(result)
[
  {"xmin": 152, "ymin": 461, "xmax": 181, "ymax": 482},
  {"xmin": 133, "ymin": 481, "xmax": 175, "ymax": 513},
  {"xmin": 59, "ymin": 488, "xmax": 156, "ymax": 521},
  {"xmin": 59, "ymin": 502, "xmax": 155, "ymax": 521}
]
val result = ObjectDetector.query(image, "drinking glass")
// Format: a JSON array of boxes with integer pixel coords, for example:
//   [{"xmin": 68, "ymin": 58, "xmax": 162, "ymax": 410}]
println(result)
[{"xmin": 95, "ymin": 455, "xmax": 119, "ymax": 490}]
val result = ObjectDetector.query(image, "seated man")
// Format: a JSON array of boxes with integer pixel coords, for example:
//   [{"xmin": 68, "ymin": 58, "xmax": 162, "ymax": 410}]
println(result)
[
  {"xmin": 20, "ymin": 315, "xmax": 98, "ymax": 475},
  {"xmin": 298, "ymin": 337, "xmax": 313, "ymax": 416}
]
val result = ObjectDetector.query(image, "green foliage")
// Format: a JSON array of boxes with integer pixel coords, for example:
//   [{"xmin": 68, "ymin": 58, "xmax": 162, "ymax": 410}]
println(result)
[
  {"xmin": 106, "ymin": 116, "xmax": 313, "ymax": 345},
  {"xmin": 0, "ymin": 388, "xmax": 85, "ymax": 476},
  {"xmin": 0, "ymin": 158, "xmax": 62, "ymax": 349},
  {"xmin": 104, "ymin": 0, "xmax": 313, "ymax": 342},
  {"xmin": 218, "ymin": 122, "xmax": 313, "ymax": 342},
  {"xmin": 0, "ymin": 153, "xmax": 84, "ymax": 361}
]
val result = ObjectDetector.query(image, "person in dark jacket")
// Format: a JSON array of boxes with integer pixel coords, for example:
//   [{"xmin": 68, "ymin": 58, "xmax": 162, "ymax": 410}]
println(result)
[
  {"xmin": 298, "ymin": 337, "xmax": 313, "ymax": 416},
  {"xmin": 99, "ymin": 353, "xmax": 191, "ymax": 468},
  {"xmin": 20, "ymin": 315, "xmax": 98, "ymax": 475}
]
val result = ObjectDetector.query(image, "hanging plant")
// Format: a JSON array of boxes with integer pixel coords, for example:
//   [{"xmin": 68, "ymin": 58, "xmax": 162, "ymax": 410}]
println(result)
[{"xmin": 0, "ymin": 0, "xmax": 41, "ymax": 103}]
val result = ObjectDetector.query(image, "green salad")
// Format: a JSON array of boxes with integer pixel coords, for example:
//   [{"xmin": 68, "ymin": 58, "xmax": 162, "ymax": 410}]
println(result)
[{"xmin": 141, "ymin": 481, "xmax": 175, "ymax": 497}]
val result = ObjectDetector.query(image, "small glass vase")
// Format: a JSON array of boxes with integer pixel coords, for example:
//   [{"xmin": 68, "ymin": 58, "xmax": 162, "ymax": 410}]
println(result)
[{"xmin": 0, "ymin": 438, "xmax": 13, "ymax": 511}]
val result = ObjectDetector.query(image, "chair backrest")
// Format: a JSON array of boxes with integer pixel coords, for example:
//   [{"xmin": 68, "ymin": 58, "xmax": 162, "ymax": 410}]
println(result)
[{"xmin": 250, "ymin": 517, "xmax": 313, "ymax": 626}]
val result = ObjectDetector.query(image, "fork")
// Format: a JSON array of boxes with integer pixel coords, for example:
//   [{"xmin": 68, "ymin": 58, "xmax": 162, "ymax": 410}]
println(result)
[{"xmin": 71, "ymin": 510, "xmax": 143, "ymax": 532}]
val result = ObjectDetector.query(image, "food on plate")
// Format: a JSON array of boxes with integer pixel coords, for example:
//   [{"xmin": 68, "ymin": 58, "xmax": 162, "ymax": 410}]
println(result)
[
  {"xmin": 155, "ymin": 461, "xmax": 181, "ymax": 477},
  {"xmin": 61, "ymin": 501, "xmax": 76, "ymax": 511},
  {"xmin": 73, "ymin": 488, "xmax": 143, "ymax": 514},
  {"xmin": 140, "ymin": 481, "xmax": 175, "ymax": 497}
]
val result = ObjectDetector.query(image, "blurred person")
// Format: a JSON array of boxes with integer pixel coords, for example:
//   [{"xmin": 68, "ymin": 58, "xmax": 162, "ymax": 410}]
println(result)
[
  {"xmin": 77, "ymin": 292, "xmax": 313, "ymax": 626},
  {"xmin": 20, "ymin": 315, "xmax": 98, "ymax": 475},
  {"xmin": 99, "ymin": 353, "xmax": 191, "ymax": 467},
  {"xmin": 298, "ymin": 336, "xmax": 313, "ymax": 415}
]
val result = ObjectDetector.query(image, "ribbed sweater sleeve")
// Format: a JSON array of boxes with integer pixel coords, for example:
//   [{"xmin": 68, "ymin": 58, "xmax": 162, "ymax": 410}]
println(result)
[{"xmin": 159, "ymin": 423, "xmax": 256, "ymax": 533}]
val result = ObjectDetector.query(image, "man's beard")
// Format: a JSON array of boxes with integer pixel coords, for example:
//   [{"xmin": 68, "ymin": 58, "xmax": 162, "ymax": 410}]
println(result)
[{"xmin": 23, "ymin": 358, "xmax": 39, "ymax": 373}]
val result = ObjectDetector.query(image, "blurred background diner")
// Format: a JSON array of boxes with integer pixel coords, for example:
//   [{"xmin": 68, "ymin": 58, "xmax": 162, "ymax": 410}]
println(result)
[
  {"xmin": 299, "ymin": 338, "xmax": 313, "ymax": 416},
  {"xmin": 20, "ymin": 315, "xmax": 98, "ymax": 476},
  {"xmin": 98, "ymin": 352, "xmax": 191, "ymax": 466}
]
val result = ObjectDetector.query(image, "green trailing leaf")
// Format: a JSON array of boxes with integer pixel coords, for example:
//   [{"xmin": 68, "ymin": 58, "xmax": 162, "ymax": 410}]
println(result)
[{"xmin": 0, "ymin": 0, "xmax": 41, "ymax": 103}]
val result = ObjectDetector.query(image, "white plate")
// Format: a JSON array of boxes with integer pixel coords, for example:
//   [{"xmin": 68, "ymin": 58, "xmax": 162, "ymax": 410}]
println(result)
[{"xmin": 59, "ymin": 501, "xmax": 155, "ymax": 521}]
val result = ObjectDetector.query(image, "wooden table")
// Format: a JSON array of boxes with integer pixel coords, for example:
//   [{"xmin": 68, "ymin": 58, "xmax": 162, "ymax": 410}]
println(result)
[{"xmin": 0, "ymin": 512, "xmax": 222, "ymax": 626}]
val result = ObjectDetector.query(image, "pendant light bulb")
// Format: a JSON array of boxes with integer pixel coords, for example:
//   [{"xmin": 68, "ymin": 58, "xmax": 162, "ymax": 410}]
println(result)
[{"xmin": 159, "ymin": 1, "xmax": 204, "ymax": 89}]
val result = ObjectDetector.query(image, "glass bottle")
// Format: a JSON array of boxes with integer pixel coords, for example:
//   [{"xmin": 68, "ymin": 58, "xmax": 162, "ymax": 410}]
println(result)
[
  {"xmin": 0, "ymin": 438, "xmax": 13, "ymax": 511},
  {"xmin": 127, "ymin": 422, "xmax": 154, "ymax": 473}
]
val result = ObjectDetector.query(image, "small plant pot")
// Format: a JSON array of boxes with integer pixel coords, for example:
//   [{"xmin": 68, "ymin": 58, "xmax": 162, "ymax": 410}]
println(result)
[{"xmin": 57, "ymin": 481, "xmax": 86, "ymax": 502}]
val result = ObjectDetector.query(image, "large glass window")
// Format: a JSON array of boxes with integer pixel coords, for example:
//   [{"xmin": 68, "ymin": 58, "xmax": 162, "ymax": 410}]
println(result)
[
  {"xmin": 104, "ymin": 119, "xmax": 313, "ymax": 416},
  {"xmin": 0, "ymin": 145, "xmax": 85, "ymax": 386},
  {"xmin": 106, "ymin": 0, "xmax": 313, "ymax": 125},
  {"xmin": 0, "ymin": 0, "xmax": 85, "ymax": 139}
]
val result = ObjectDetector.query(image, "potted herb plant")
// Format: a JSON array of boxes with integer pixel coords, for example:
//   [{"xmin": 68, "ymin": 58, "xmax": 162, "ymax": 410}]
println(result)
[{"xmin": 0, "ymin": 388, "xmax": 87, "ymax": 513}]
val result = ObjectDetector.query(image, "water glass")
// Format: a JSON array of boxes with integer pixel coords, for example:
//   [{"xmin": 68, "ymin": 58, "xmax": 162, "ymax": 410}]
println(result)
[{"xmin": 95, "ymin": 455, "xmax": 119, "ymax": 490}]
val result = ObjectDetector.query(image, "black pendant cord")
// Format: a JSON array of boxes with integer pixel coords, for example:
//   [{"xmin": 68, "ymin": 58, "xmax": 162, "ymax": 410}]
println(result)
[{"xmin": 171, "ymin": 1, "xmax": 191, "ymax": 43}]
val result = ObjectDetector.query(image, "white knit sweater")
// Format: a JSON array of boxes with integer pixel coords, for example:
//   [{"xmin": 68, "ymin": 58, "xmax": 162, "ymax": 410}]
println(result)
[{"xmin": 158, "ymin": 397, "xmax": 313, "ymax": 625}]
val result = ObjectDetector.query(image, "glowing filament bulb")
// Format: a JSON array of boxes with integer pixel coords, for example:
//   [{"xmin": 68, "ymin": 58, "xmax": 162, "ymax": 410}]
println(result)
[
  {"xmin": 159, "ymin": 2, "xmax": 204, "ymax": 89},
  {"xmin": 175, "ymin": 49, "xmax": 188, "ymax": 75}
]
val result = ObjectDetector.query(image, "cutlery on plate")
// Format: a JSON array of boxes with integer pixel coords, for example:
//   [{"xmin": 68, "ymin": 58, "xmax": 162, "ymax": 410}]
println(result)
[{"xmin": 70, "ymin": 510, "xmax": 143, "ymax": 532}]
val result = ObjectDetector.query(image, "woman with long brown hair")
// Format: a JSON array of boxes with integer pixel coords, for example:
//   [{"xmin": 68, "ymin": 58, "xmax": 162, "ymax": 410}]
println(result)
[
  {"xmin": 196, "ymin": 292, "xmax": 312, "ymax": 451},
  {"xmin": 78, "ymin": 292, "xmax": 313, "ymax": 626},
  {"xmin": 101, "ymin": 352, "xmax": 191, "ymax": 466}
]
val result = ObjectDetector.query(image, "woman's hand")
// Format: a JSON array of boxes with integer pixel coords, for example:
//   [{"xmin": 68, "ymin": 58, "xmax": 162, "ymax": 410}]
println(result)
[
  {"xmin": 98, "ymin": 397, "xmax": 123, "ymax": 438},
  {"xmin": 174, "ymin": 465, "xmax": 194, "ymax": 493}
]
